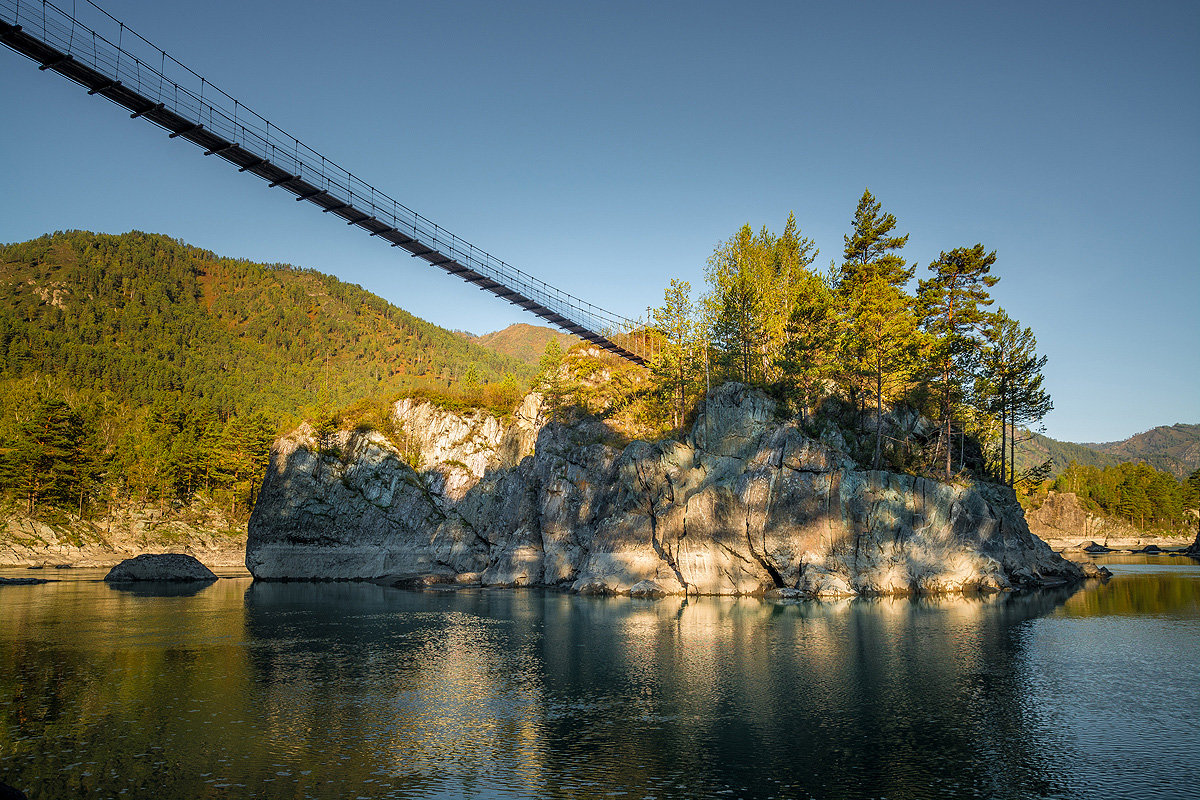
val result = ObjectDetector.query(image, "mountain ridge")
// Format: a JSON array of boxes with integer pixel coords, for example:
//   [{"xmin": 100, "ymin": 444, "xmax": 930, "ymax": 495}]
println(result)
[{"xmin": 1020, "ymin": 423, "xmax": 1200, "ymax": 479}]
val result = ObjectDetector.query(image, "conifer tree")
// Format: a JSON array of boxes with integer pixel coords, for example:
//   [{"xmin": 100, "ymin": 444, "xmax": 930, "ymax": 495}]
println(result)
[
  {"xmin": 705, "ymin": 225, "xmax": 768, "ymax": 383},
  {"xmin": 978, "ymin": 309, "xmax": 1051, "ymax": 485},
  {"xmin": 835, "ymin": 190, "xmax": 914, "ymax": 421},
  {"xmin": 918, "ymin": 244, "xmax": 999, "ymax": 476},
  {"xmin": 777, "ymin": 270, "xmax": 840, "ymax": 422},
  {"xmin": 651, "ymin": 279, "xmax": 697, "ymax": 429},
  {"xmin": 839, "ymin": 189, "xmax": 913, "ymax": 293},
  {"xmin": 853, "ymin": 277, "xmax": 922, "ymax": 468}
]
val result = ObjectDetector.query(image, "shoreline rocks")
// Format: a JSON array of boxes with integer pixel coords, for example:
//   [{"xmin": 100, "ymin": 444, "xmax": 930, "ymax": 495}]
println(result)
[
  {"xmin": 1, "ymin": 502, "xmax": 247, "ymax": 570},
  {"xmin": 1028, "ymin": 491, "xmax": 1196, "ymax": 554},
  {"xmin": 247, "ymin": 384, "xmax": 1086, "ymax": 598}
]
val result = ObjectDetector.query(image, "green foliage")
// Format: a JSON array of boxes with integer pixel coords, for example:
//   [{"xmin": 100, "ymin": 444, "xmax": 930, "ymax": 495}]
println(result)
[
  {"xmin": 975, "ymin": 310, "xmax": 1052, "ymax": 485},
  {"xmin": 648, "ymin": 190, "xmax": 1055, "ymax": 482},
  {"xmin": 650, "ymin": 279, "xmax": 697, "ymax": 430},
  {"xmin": 1088, "ymin": 424, "xmax": 1200, "ymax": 480},
  {"xmin": 1054, "ymin": 459, "xmax": 1199, "ymax": 532},
  {"xmin": 839, "ymin": 189, "xmax": 913, "ymax": 293},
  {"xmin": 702, "ymin": 216, "xmax": 818, "ymax": 386},
  {"xmin": 917, "ymin": 244, "xmax": 1000, "ymax": 477},
  {"xmin": 0, "ymin": 230, "xmax": 534, "ymax": 518}
]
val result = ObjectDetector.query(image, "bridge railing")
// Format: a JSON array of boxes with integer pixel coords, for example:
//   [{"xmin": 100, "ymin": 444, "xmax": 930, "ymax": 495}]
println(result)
[{"xmin": 0, "ymin": 0, "xmax": 654, "ymax": 364}]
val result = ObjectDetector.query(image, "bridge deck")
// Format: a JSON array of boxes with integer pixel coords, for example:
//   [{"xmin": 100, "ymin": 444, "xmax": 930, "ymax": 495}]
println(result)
[{"xmin": 0, "ymin": 0, "xmax": 649, "ymax": 365}]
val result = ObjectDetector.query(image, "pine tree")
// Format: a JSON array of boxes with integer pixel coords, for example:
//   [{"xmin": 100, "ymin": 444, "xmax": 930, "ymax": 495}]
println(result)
[
  {"xmin": 839, "ymin": 189, "xmax": 913, "ymax": 293},
  {"xmin": 777, "ymin": 270, "xmax": 839, "ymax": 422},
  {"xmin": 705, "ymin": 225, "xmax": 769, "ymax": 383},
  {"xmin": 852, "ymin": 277, "xmax": 921, "ymax": 469},
  {"xmin": 978, "ymin": 310, "xmax": 1051, "ymax": 485},
  {"xmin": 651, "ymin": 279, "xmax": 697, "ymax": 429},
  {"xmin": 918, "ymin": 244, "xmax": 999, "ymax": 477},
  {"xmin": 1, "ymin": 397, "xmax": 88, "ymax": 514},
  {"xmin": 835, "ymin": 190, "xmax": 913, "ymax": 421}
]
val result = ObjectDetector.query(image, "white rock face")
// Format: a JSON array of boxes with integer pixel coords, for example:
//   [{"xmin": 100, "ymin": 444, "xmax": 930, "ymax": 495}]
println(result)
[{"xmin": 247, "ymin": 384, "xmax": 1084, "ymax": 595}]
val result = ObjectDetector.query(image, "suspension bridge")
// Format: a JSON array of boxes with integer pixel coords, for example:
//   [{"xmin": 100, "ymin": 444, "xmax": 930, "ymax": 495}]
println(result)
[{"xmin": 0, "ymin": 0, "xmax": 652, "ymax": 365}]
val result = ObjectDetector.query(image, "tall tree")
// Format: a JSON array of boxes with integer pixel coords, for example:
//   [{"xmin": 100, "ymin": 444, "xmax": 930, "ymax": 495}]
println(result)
[
  {"xmin": 852, "ymin": 277, "xmax": 922, "ymax": 468},
  {"xmin": 839, "ymin": 189, "xmax": 913, "ymax": 293},
  {"xmin": 1, "ymin": 396, "xmax": 90, "ymax": 514},
  {"xmin": 777, "ymin": 270, "xmax": 840, "ymax": 422},
  {"xmin": 651, "ymin": 279, "xmax": 697, "ymax": 429},
  {"xmin": 762, "ymin": 212, "xmax": 819, "ymax": 380},
  {"xmin": 704, "ymin": 224, "xmax": 769, "ymax": 384},
  {"xmin": 835, "ymin": 190, "xmax": 914, "ymax": 420},
  {"xmin": 978, "ymin": 310, "xmax": 1052, "ymax": 485},
  {"xmin": 918, "ymin": 244, "xmax": 999, "ymax": 477}
]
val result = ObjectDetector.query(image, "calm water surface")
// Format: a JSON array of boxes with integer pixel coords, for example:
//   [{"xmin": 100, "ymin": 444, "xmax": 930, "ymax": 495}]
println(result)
[{"xmin": 1, "ymin": 557, "xmax": 1197, "ymax": 799}]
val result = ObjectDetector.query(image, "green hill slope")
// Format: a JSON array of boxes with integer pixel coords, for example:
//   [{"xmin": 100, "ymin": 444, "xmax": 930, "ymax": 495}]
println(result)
[
  {"xmin": 0, "ymin": 230, "xmax": 532, "ymax": 418},
  {"xmin": 470, "ymin": 323, "xmax": 579, "ymax": 365},
  {"xmin": 1015, "ymin": 425, "xmax": 1200, "ymax": 480},
  {"xmin": 1086, "ymin": 424, "xmax": 1200, "ymax": 480},
  {"xmin": 0, "ymin": 230, "xmax": 533, "ymax": 518}
]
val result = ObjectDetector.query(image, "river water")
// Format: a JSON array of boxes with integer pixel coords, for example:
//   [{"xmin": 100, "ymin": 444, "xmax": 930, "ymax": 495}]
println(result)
[{"xmin": 1, "ymin": 556, "xmax": 1197, "ymax": 800}]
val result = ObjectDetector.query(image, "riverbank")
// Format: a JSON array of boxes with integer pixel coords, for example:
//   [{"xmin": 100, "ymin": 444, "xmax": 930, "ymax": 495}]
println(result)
[
  {"xmin": 0, "ymin": 502, "xmax": 246, "ymax": 570},
  {"xmin": 1026, "ymin": 489, "xmax": 1197, "ymax": 554}
]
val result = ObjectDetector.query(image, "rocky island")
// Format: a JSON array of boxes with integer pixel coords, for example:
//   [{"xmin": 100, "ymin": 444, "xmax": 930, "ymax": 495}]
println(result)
[{"xmin": 247, "ymin": 383, "xmax": 1086, "ymax": 597}]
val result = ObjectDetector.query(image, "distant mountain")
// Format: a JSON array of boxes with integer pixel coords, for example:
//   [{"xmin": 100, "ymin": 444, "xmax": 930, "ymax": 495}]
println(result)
[
  {"xmin": 1085, "ymin": 424, "xmax": 1200, "ymax": 480},
  {"xmin": 1015, "ymin": 433, "xmax": 1117, "ymax": 477},
  {"xmin": 1016, "ymin": 424, "xmax": 1200, "ymax": 479},
  {"xmin": 470, "ymin": 323, "xmax": 579, "ymax": 365}
]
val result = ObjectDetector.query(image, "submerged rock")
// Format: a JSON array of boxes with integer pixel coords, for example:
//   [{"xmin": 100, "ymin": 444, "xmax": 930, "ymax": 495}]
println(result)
[
  {"xmin": 247, "ymin": 384, "xmax": 1085, "ymax": 597},
  {"xmin": 104, "ymin": 553, "xmax": 217, "ymax": 582}
]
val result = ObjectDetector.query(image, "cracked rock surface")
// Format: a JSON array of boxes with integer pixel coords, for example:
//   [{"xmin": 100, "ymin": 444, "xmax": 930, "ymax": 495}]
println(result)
[{"xmin": 246, "ymin": 384, "xmax": 1083, "ymax": 596}]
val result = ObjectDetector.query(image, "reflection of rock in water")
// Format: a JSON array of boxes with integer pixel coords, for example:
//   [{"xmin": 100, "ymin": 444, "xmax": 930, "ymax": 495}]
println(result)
[
  {"xmin": 523, "ymin": 588, "xmax": 1081, "ymax": 799},
  {"xmin": 242, "ymin": 583, "xmax": 550, "ymax": 795},
  {"xmin": 106, "ymin": 580, "xmax": 216, "ymax": 598},
  {"xmin": 243, "ymin": 584, "xmax": 1080, "ymax": 799}
]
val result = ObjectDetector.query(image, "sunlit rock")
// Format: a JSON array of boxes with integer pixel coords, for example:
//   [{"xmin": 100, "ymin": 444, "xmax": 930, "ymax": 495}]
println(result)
[{"xmin": 247, "ymin": 383, "xmax": 1084, "ymax": 596}]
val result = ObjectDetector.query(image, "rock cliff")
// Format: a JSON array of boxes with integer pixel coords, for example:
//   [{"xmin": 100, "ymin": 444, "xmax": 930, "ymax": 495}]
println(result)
[
  {"xmin": 247, "ymin": 384, "xmax": 1084, "ymax": 596},
  {"xmin": 1026, "ymin": 490, "xmax": 1196, "ymax": 551}
]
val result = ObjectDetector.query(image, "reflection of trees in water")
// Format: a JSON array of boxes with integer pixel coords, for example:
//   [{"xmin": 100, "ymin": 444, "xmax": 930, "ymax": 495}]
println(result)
[
  {"xmin": 3, "ymin": 580, "xmax": 1088, "ymax": 799},
  {"xmin": 1059, "ymin": 565, "xmax": 1200, "ymax": 617},
  {"xmin": 529, "ymin": 588, "xmax": 1081, "ymax": 799},
  {"xmin": 244, "ymin": 583, "xmax": 552, "ymax": 796},
  {"xmin": 0, "ymin": 580, "xmax": 255, "ymax": 798}
]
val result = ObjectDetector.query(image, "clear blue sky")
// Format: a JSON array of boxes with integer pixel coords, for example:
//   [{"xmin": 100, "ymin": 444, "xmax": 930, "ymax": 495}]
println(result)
[{"xmin": 1, "ymin": 0, "xmax": 1197, "ymax": 444}]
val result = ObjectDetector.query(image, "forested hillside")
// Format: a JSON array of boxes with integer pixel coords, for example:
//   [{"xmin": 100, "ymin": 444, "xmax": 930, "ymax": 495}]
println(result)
[
  {"xmin": 470, "ymin": 323, "xmax": 578, "ymax": 365},
  {"xmin": 1052, "ymin": 460, "xmax": 1199, "ymax": 533},
  {"xmin": 1014, "ymin": 425, "xmax": 1200, "ymax": 480},
  {"xmin": 0, "ymin": 230, "xmax": 532, "ymax": 520},
  {"xmin": 1087, "ymin": 424, "xmax": 1200, "ymax": 480}
]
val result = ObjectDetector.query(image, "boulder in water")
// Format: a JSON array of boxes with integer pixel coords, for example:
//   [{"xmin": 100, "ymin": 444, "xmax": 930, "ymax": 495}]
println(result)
[
  {"xmin": 104, "ymin": 553, "xmax": 217, "ymax": 582},
  {"xmin": 0, "ymin": 576, "xmax": 49, "ymax": 585}
]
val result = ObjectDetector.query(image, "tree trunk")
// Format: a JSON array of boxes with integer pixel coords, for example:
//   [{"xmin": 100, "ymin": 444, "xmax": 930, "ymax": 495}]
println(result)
[
  {"xmin": 873, "ymin": 370, "xmax": 883, "ymax": 469},
  {"xmin": 999, "ymin": 389, "xmax": 1007, "ymax": 485},
  {"xmin": 943, "ymin": 365, "xmax": 953, "ymax": 478}
]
